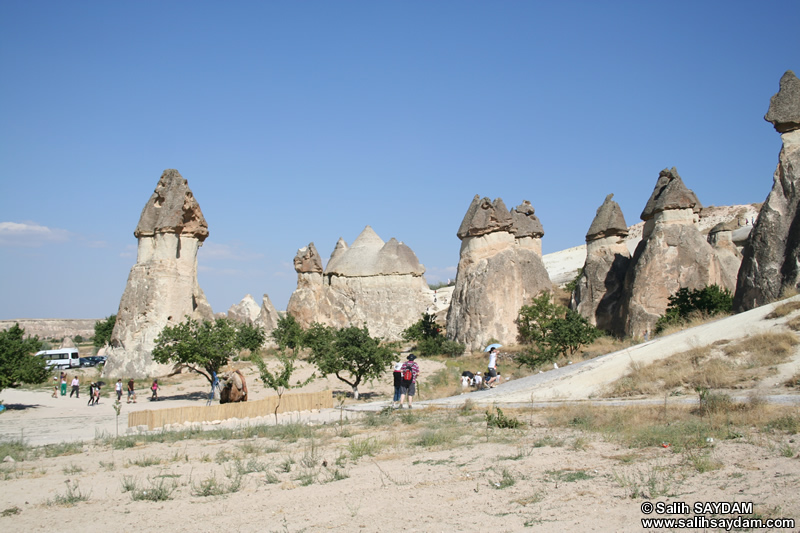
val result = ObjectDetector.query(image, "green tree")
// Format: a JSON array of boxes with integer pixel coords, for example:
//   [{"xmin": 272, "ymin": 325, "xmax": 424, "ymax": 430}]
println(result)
[
  {"xmin": 402, "ymin": 313, "xmax": 465, "ymax": 357},
  {"xmin": 548, "ymin": 309, "xmax": 602, "ymax": 357},
  {"xmin": 236, "ymin": 322, "xmax": 266, "ymax": 353},
  {"xmin": 271, "ymin": 314, "xmax": 305, "ymax": 352},
  {"xmin": 93, "ymin": 315, "xmax": 116, "ymax": 349},
  {"xmin": 515, "ymin": 293, "xmax": 600, "ymax": 369},
  {"xmin": 152, "ymin": 317, "xmax": 241, "ymax": 384},
  {"xmin": 251, "ymin": 352, "xmax": 314, "ymax": 424},
  {"xmin": 304, "ymin": 323, "xmax": 396, "ymax": 400},
  {"xmin": 0, "ymin": 323, "xmax": 48, "ymax": 393}
]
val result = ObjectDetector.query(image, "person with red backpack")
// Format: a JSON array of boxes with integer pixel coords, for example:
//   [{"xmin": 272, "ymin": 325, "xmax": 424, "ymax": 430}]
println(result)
[{"xmin": 397, "ymin": 354, "xmax": 419, "ymax": 409}]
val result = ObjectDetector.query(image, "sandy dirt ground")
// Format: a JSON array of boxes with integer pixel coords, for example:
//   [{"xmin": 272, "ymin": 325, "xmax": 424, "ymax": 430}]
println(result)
[{"xmin": 1, "ymin": 298, "xmax": 800, "ymax": 531}]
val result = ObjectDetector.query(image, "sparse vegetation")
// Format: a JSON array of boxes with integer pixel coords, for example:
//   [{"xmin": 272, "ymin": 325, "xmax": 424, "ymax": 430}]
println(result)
[
  {"xmin": 403, "ymin": 313, "xmax": 466, "ymax": 357},
  {"xmin": 766, "ymin": 300, "xmax": 800, "ymax": 319},
  {"xmin": 515, "ymin": 292, "xmax": 601, "ymax": 369},
  {"xmin": 654, "ymin": 285, "xmax": 732, "ymax": 334},
  {"xmin": 606, "ymin": 332, "xmax": 799, "ymax": 397}
]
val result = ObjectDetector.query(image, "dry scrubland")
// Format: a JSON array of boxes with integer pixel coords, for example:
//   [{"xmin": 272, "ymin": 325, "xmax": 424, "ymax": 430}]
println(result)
[
  {"xmin": 2, "ymin": 298, "xmax": 800, "ymax": 530},
  {"xmin": 0, "ymin": 400, "xmax": 799, "ymax": 532}
]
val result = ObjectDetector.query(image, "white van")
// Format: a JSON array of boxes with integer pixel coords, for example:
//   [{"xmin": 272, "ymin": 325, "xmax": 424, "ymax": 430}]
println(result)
[{"xmin": 36, "ymin": 348, "xmax": 80, "ymax": 369}]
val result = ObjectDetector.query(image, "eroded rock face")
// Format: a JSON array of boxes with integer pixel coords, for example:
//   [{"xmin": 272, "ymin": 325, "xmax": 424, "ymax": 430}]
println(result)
[
  {"xmin": 227, "ymin": 294, "xmax": 262, "ymax": 325},
  {"xmin": 708, "ymin": 221, "xmax": 742, "ymax": 291},
  {"xmin": 615, "ymin": 169, "xmax": 729, "ymax": 337},
  {"xmin": 764, "ymin": 70, "xmax": 800, "ymax": 134},
  {"xmin": 104, "ymin": 169, "xmax": 213, "ymax": 379},
  {"xmin": 734, "ymin": 72, "xmax": 800, "ymax": 311},
  {"xmin": 735, "ymin": 127, "xmax": 800, "ymax": 310},
  {"xmin": 287, "ymin": 228, "xmax": 434, "ymax": 340},
  {"xmin": 446, "ymin": 197, "xmax": 552, "ymax": 350},
  {"xmin": 571, "ymin": 194, "xmax": 631, "ymax": 330}
]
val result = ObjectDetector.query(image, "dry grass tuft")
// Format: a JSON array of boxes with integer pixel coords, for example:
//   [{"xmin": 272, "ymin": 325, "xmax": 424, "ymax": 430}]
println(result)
[
  {"xmin": 579, "ymin": 336, "xmax": 638, "ymax": 361},
  {"xmin": 605, "ymin": 331, "xmax": 799, "ymax": 398},
  {"xmin": 654, "ymin": 312, "xmax": 731, "ymax": 338},
  {"xmin": 786, "ymin": 316, "xmax": 800, "ymax": 332},
  {"xmin": 765, "ymin": 300, "xmax": 800, "ymax": 319}
]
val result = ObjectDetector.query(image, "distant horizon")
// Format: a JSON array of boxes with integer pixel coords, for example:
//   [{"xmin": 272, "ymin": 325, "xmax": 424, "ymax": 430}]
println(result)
[
  {"xmin": 0, "ymin": 198, "xmax": 762, "ymax": 321},
  {"xmin": 1, "ymin": 2, "xmax": 797, "ymax": 319}
]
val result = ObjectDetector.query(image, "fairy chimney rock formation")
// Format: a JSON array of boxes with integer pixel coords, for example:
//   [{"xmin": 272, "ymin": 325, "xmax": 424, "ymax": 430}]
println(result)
[
  {"xmin": 764, "ymin": 70, "xmax": 800, "ymax": 133},
  {"xmin": 447, "ymin": 196, "xmax": 552, "ymax": 350},
  {"xmin": 511, "ymin": 201, "xmax": 545, "ymax": 255},
  {"xmin": 571, "ymin": 194, "xmax": 631, "ymax": 329},
  {"xmin": 104, "ymin": 169, "xmax": 213, "ymax": 379},
  {"xmin": 615, "ymin": 168, "xmax": 729, "ymax": 337},
  {"xmin": 287, "ymin": 227, "xmax": 433, "ymax": 340},
  {"xmin": 735, "ymin": 71, "xmax": 800, "ymax": 310},
  {"xmin": 227, "ymin": 294, "xmax": 262, "ymax": 325}
]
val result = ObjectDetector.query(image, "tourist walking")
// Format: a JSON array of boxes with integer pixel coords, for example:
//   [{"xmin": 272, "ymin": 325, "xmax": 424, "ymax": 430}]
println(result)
[
  {"xmin": 127, "ymin": 378, "xmax": 137, "ymax": 403},
  {"xmin": 150, "ymin": 379, "xmax": 159, "ymax": 401},
  {"xmin": 397, "ymin": 354, "xmax": 420, "ymax": 409},
  {"xmin": 69, "ymin": 376, "xmax": 80, "ymax": 398},
  {"xmin": 87, "ymin": 382, "xmax": 96, "ymax": 406},
  {"xmin": 60, "ymin": 372, "xmax": 67, "ymax": 396},
  {"xmin": 115, "ymin": 379, "xmax": 123, "ymax": 402},
  {"xmin": 391, "ymin": 361, "xmax": 403, "ymax": 408}
]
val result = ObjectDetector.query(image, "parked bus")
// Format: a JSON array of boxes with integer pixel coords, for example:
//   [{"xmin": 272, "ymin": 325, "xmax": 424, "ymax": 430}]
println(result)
[{"xmin": 36, "ymin": 348, "xmax": 80, "ymax": 369}]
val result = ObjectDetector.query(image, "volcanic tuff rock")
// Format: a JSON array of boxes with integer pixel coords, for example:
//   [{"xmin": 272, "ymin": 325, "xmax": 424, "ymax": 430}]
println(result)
[
  {"xmin": 614, "ymin": 168, "xmax": 730, "ymax": 337},
  {"xmin": 104, "ymin": 169, "xmax": 213, "ymax": 379},
  {"xmin": 286, "ymin": 227, "xmax": 435, "ymax": 340},
  {"xmin": 446, "ymin": 196, "xmax": 552, "ymax": 351},
  {"xmin": 764, "ymin": 70, "xmax": 800, "ymax": 133},
  {"xmin": 227, "ymin": 294, "xmax": 261, "ymax": 325},
  {"xmin": 571, "ymin": 194, "xmax": 631, "ymax": 330},
  {"xmin": 735, "ymin": 71, "xmax": 800, "ymax": 310},
  {"xmin": 707, "ymin": 221, "xmax": 742, "ymax": 291}
]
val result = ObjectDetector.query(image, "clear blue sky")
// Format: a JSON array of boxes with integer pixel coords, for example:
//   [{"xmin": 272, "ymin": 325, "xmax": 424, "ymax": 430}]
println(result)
[{"xmin": 1, "ymin": 1, "xmax": 798, "ymax": 320}]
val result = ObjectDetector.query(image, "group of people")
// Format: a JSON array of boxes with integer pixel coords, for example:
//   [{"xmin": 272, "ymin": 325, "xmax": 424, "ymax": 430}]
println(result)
[
  {"xmin": 392, "ymin": 354, "xmax": 419, "ymax": 409},
  {"xmin": 49, "ymin": 373, "xmax": 160, "ymax": 404},
  {"xmin": 460, "ymin": 347, "xmax": 502, "ymax": 390},
  {"xmin": 391, "ymin": 346, "xmax": 503, "ymax": 408}
]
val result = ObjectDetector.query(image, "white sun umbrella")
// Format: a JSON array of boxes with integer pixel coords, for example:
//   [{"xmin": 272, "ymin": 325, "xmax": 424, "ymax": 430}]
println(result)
[{"xmin": 484, "ymin": 343, "xmax": 502, "ymax": 352}]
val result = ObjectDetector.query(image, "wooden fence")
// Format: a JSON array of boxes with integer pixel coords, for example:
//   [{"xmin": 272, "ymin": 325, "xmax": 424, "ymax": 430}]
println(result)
[{"xmin": 128, "ymin": 390, "xmax": 333, "ymax": 430}]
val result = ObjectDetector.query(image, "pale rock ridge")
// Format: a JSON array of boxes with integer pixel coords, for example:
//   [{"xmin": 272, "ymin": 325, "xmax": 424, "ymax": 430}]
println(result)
[
  {"xmin": 227, "ymin": 294, "xmax": 261, "ymax": 325},
  {"xmin": 447, "ymin": 196, "xmax": 552, "ymax": 351},
  {"xmin": 615, "ymin": 168, "xmax": 729, "ymax": 338},
  {"xmin": 571, "ymin": 194, "xmax": 631, "ymax": 329},
  {"xmin": 707, "ymin": 222, "xmax": 742, "ymax": 291},
  {"xmin": 735, "ymin": 72, "xmax": 800, "ymax": 310},
  {"xmin": 287, "ymin": 227, "xmax": 433, "ymax": 340},
  {"xmin": 104, "ymin": 169, "xmax": 213, "ymax": 379},
  {"xmin": 257, "ymin": 294, "xmax": 280, "ymax": 345}
]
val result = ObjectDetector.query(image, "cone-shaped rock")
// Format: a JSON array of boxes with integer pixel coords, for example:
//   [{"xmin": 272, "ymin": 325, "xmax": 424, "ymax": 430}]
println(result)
[
  {"xmin": 104, "ymin": 169, "xmax": 213, "ymax": 379},
  {"xmin": 571, "ymin": 194, "xmax": 631, "ymax": 329},
  {"xmin": 615, "ymin": 168, "xmax": 729, "ymax": 337},
  {"xmin": 457, "ymin": 196, "xmax": 514, "ymax": 239},
  {"xmin": 640, "ymin": 168, "xmax": 702, "ymax": 221}
]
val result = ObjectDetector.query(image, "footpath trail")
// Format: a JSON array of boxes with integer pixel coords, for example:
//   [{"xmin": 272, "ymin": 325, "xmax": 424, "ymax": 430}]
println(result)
[{"xmin": 2, "ymin": 295, "xmax": 799, "ymax": 446}]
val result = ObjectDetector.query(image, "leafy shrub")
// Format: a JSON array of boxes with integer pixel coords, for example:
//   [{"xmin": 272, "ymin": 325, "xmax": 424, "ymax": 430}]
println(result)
[
  {"xmin": 485, "ymin": 407, "xmax": 522, "ymax": 429},
  {"xmin": 655, "ymin": 285, "xmax": 732, "ymax": 334}
]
